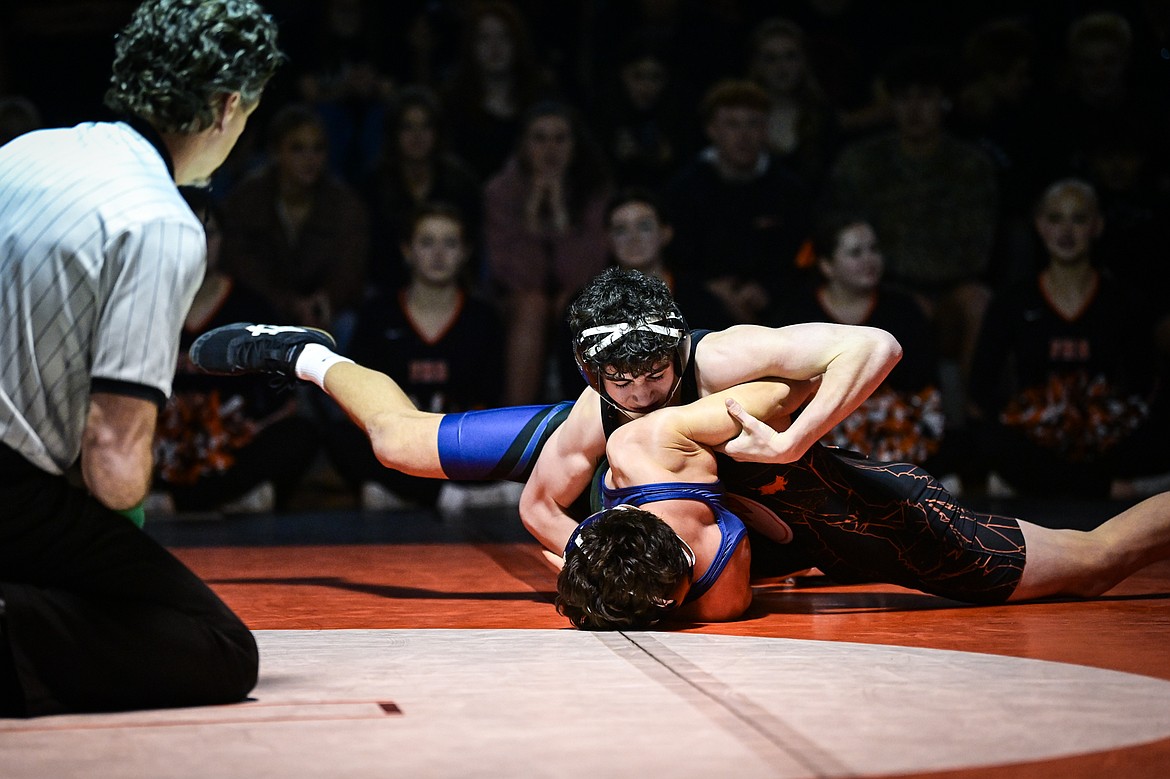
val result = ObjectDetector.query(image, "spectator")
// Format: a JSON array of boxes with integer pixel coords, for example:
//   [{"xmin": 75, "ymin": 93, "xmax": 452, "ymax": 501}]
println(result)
[
  {"xmin": 1083, "ymin": 118, "xmax": 1170, "ymax": 303},
  {"xmin": 951, "ymin": 16, "xmax": 1045, "ymax": 290},
  {"xmin": 1080, "ymin": 119, "xmax": 1170, "ymax": 377},
  {"xmin": 589, "ymin": 40, "xmax": 688, "ymax": 191},
  {"xmin": 587, "ymin": 0, "xmax": 750, "ymax": 117},
  {"xmin": 391, "ymin": 2, "xmax": 468, "ymax": 89},
  {"xmin": 781, "ymin": 0, "xmax": 897, "ymax": 139},
  {"xmin": 968, "ymin": 178, "xmax": 1166, "ymax": 499},
  {"xmin": 359, "ymin": 85, "xmax": 483, "ymax": 297},
  {"xmin": 440, "ymin": 1, "xmax": 557, "ymax": 181},
  {"xmin": 952, "ymin": 16, "xmax": 1040, "ymax": 184},
  {"xmin": 154, "ymin": 188, "xmax": 320, "ymax": 514},
  {"xmin": 664, "ymin": 79, "xmax": 812, "ymax": 324},
  {"xmin": 822, "ymin": 47, "xmax": 998, "ymax": 423},
  {"xmin": 1032, "ymin": 10, "xmax": 1168, "ymax": 184},
  {"xmin": 772, "ymin": 213, "xmax": 951, "ymax": 478},
  {"xmin": 484, "ymin": 99, "xmax": 611, "ymax": 405},
  {"xmin": 219, "ymin": 102, "xmax": 369, "ymax": 347},
  {"xmin": 746, "ymin": 17, "xmax": 842, "ymax": 193},
  {"xmin": 330, "ymin": 202, "xmax": 509, "ymax": 510},
  {"xmin": 286, "ymin": 0, "xmax": 396, "ymax": 184}
]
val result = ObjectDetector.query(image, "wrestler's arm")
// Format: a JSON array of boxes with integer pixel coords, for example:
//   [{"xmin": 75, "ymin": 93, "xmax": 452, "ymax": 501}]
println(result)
[
  {"xmin": 608, "ymin": 380, "xmax": 804, "ymax": 486},
  {"xmin": 519, "ymin": 387, "xmax": 608, "ymax": 557},
  {"xmin": 522, "ymin": 380, "xmax": 809, "ymax": 569},
  {"xmin": 607, "ymin": 380, "xmax": 803, "ymax": 622},
  {"xmin": 693, "ymin": 323, "xmax": 901, "ymax": 463}
]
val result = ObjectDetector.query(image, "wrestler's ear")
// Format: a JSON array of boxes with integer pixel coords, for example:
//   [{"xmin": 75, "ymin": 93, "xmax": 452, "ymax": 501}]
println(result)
[{"xmin": 214, "ymin": 92, "xmax": 244, "ymax": 132}]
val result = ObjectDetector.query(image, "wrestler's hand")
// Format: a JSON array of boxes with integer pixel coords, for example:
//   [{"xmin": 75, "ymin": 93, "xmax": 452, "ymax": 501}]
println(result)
[
  {"xmin": 540, "ymin": 549, "xmax": 565, "ymax": 571},
  {"xmin": 717, "ymin": 398, "xmax": 804, "ymax": 463}
]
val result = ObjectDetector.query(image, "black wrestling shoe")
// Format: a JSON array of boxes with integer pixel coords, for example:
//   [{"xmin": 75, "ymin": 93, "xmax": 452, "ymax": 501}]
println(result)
[{"xmin": 189, "ymin": 323, "xmax": 336, "ymax": 379}]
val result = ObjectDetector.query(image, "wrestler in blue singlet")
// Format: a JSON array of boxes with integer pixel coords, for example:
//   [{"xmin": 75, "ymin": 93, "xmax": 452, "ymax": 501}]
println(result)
[{"xmin": 599, "ymin": 481, "xmax": 746, "ymax": 605}]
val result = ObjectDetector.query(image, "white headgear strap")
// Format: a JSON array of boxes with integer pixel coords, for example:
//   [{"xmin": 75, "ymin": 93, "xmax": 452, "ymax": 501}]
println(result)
[{"xmin": 578, "ymin": 316, "xmax": 686, "ymax": 361}]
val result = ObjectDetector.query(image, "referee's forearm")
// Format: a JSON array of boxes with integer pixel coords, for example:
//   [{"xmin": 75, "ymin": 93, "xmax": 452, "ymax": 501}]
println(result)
[
  {"xmin": 81, "ymin": 394, "xmax": 156, "ymax": 509},
  {"xmin": 81, "ymin": 444, "xmax": 152, "ymax": 510}
]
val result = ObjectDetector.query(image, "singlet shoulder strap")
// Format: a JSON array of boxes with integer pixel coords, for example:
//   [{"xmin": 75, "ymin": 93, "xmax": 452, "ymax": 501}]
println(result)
[
  {"xmin": 679, "ymin": 328, "xmax": 711, "ymax": 405},
  {"xmin": 601, "ymin": 476, "xmax": 746, "ymax": 604}
]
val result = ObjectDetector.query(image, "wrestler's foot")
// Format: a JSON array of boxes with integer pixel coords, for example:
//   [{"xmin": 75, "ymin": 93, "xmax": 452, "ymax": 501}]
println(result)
[{"xmin": 190, "ymin": 322, "xmax": 336, "ymax": 378}]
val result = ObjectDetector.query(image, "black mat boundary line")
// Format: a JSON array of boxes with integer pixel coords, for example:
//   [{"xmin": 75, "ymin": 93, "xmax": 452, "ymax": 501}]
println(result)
[{"xmin": 595, "ymin": 631, "xmax": 847, "ymax": 777}]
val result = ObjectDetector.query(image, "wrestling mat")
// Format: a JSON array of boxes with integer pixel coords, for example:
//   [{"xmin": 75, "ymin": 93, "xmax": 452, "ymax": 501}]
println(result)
[{"xmin": 1, "ymin": 502, "xmax": 1168, "ymax": 778}]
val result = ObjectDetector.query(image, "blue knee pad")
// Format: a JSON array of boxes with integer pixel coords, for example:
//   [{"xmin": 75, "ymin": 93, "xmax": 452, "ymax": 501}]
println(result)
[{"xmin": 437, "ymin": 402, "xmax": 573, "ymax": 482}]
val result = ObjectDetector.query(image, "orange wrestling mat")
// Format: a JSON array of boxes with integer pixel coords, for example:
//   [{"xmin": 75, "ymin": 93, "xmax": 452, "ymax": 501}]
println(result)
[
  {"xmin": 2, "ymin": 504, "xmax": 1168, "ymax": 778},
  {"xmin": 170, "ymin": 522, "xmax": 1170, "ymax": 779}
]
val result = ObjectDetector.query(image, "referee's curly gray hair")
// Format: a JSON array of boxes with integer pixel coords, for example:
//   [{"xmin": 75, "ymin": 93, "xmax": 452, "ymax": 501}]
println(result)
[{"xmin": 104, "ymin": 0, "xmax": 283, "ymax": 134}]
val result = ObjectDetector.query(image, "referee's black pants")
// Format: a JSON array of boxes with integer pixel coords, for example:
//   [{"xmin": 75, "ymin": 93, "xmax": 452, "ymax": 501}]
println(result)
[{"xmin": 0, "ymin": 446, "xmax": 257, "ymax": 717}]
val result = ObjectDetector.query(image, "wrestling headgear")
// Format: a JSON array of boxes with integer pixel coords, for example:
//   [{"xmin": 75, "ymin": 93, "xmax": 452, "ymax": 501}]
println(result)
[{"xmin": 572, "ymin": 304, "xmax": 691, "ymax": 413}]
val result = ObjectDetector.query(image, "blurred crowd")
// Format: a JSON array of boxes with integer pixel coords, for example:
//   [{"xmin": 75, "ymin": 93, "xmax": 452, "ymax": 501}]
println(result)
[{"xmin": 3, "ymin": 0, "xmax": 1170, "ymax": 511}]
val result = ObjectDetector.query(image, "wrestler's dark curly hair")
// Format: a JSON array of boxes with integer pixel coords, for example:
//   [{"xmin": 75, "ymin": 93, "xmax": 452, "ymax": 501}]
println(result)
[
  {"xmin": 104, "ymin": 0, "xmax": 283, "ymax": 133},
  {"xmin": 568, "ymin": 267, "xmax": 688, "ymax": 379},
  {"xmin": 556, "ymin": 507, "xmax": 692, "ymax": 630}
]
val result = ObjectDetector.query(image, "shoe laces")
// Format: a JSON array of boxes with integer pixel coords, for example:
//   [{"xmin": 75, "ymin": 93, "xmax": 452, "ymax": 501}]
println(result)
[{"xmin": 232, "ymin": 338, "xmax": 300, "ymax": 391}]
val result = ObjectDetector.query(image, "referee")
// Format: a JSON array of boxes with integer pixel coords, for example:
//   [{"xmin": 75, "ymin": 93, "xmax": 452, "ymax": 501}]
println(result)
[{"xmin": 0, "ymin": 0, "xmax": 281, "ymax": 716}]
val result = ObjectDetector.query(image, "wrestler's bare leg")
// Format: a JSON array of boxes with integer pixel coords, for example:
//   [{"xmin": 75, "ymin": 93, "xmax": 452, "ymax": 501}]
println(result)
[
  {"xmin": 320, "ymin": 361, "xmax": 446, "ymax": 478},
  {"xmin": 190, "ymin": 326, "xmax": 450, "ymax": 477},
  {"xmin": 1010, "ymin": 492, "xmax": 1170, "ymax": 601}
]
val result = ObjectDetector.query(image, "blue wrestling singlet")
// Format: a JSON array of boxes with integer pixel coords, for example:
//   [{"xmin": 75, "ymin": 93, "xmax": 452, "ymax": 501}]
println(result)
[
  {"xmin": 600, "ymin": 480, "xmax": 747, "ymax": 605},
  {"xmin": 436, "ymin": 402, "xmax": 573, "ymax": 482}
]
